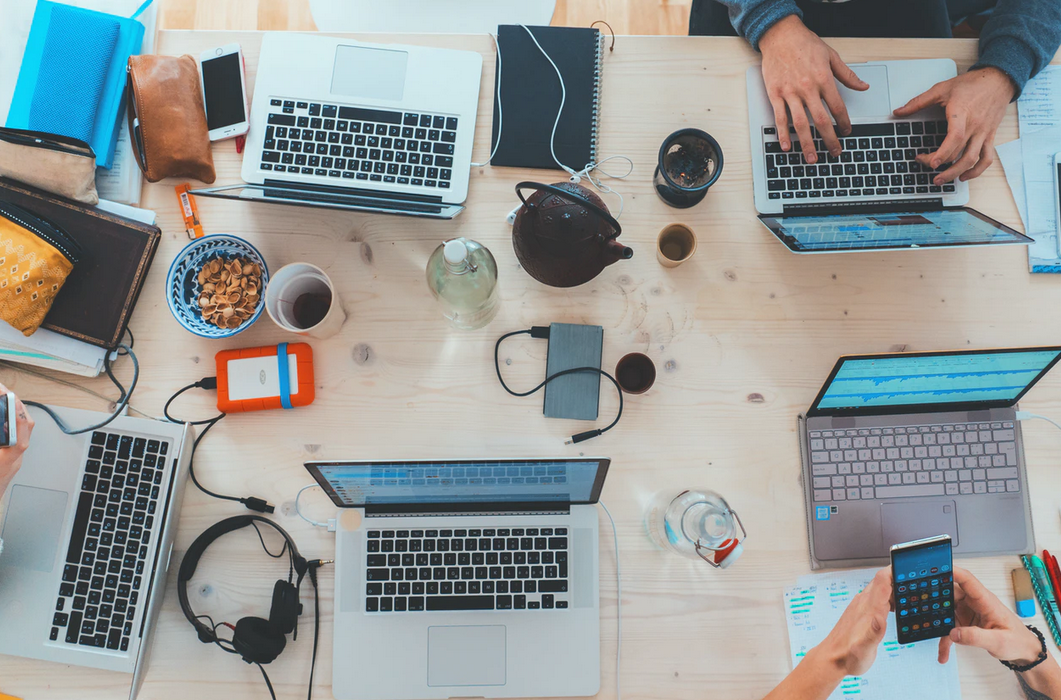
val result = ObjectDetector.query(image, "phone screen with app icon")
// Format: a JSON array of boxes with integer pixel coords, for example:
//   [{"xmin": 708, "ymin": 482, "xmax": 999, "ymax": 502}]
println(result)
[{"xmin": 891, "ymin": 535, "xmax": 955, "ymax": 645}]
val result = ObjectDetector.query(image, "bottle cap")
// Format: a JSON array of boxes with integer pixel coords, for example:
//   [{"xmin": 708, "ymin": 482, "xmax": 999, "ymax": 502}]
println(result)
[
  {"xmin": 715, "ymin": 540, "xmax": 743, "ymax": 569},
  {"xmin": 443, "ymin": 239, "xmax": 468, "ymax": 265}
]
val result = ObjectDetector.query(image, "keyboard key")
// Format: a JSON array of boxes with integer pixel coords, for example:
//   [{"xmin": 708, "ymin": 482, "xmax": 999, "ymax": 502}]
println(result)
[{"xmin": 426, "ymin": 595, "xmax": 494, "ymax": 611}]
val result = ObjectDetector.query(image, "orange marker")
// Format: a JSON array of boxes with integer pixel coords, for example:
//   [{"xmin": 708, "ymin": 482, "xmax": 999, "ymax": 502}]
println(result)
[{"xmin": 175, "ymin": 184, "xmax": 204, "ymax": 239}]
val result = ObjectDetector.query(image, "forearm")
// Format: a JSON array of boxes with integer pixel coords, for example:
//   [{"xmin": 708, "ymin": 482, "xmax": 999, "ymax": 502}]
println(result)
[
  {"xmin": 1018, "ymin": 657, "xmax": 1061, "ymax": 700},
  {"xmin": 710, "ymin": 0, "xmax": 802, "ymax": 50},
  {"xmin": 763, "ymin": 646, "xmax": 846, "ymax": 700},
  {"xmin": 974, "ymin": 0, "xmax": 1061, "ymax": 98}
]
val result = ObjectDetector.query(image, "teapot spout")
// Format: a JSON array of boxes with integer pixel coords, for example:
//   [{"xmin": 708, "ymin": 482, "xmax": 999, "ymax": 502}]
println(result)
[{"xmin": 604, "ymin": 239, "xmax": 634, "ymax": 266}]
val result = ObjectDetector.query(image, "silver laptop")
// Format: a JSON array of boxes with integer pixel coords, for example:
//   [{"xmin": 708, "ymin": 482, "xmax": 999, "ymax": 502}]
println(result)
[
  {"xmin": 799, "ymin": 347, "xmax": 1061, "ymax": 569},
  {"xmin": 192, "ymin": 33, "xmax": 482, "ymax": 219},
  {"xmin": 746, "ymin": 59, "xmax": 1031, "ymax": 253},
  {"xmin": 0, "ymin": 405, "xmax": 193, "ymax": 699},
  {"xmin": 305, "ymin": 458, "xmax": 608, "ymax": 700}
]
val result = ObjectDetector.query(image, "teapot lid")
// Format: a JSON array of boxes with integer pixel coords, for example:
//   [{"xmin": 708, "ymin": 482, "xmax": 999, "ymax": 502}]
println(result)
[{"xmin": 515, "ymin": 181, "xmax": 622, "ymax": 238}]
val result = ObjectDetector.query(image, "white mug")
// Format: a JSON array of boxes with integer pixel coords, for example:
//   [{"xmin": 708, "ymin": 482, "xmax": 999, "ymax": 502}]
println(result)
[{"xmin": 265, "ymin": 262, "xmax": 346, "ymax": 339}]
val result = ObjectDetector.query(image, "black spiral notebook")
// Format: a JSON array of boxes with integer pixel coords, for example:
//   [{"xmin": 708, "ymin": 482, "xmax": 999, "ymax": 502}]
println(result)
[{"xmin": 490, "ymin": 25, "xmax": 604, "ymax": 172}]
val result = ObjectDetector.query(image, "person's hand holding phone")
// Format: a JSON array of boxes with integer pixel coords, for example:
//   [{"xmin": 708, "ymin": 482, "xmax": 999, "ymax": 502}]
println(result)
[
  {"xmin": 0, "ymin": 385, "xmax": 33, "ymax": 499},
  {"xmin": 818, "ymin": 568, "xmax": 893, "ymax": 675},
  {"xmin": 938, "ymin": 567, "xmax": 1045, "ymax": 665}
]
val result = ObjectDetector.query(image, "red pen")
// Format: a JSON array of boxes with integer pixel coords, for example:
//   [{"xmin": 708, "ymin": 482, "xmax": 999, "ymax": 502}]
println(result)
[{"xmin": 1043, "ymin": 550, "xmax": 1061, "ymax": 600}]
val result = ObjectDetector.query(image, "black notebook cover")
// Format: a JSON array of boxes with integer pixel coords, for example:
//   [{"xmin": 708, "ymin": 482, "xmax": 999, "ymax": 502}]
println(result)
[{"xmin": 490, "ymin": 25, "xmax": 603, "ymax": 172}]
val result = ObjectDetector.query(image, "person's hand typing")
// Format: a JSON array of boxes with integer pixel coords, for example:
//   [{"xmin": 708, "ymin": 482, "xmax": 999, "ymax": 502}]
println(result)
[
  {"xmin": 758, "ymin": 15, "xmax": 869, "ymax": 165},
  {"xmin": 892, "ymin": 67, "xmax": 1015, "ymax": 185},
  {"xmin": 0, "ymin": 385, "xmax": 34, "ymax": 499},
  {"xmin": 818, "ymin": 568, "xmax": 893, "ymax": 675},
  {"xmin": 938, "ymin": 567, "xmax": 1043, "ymax": 665}
]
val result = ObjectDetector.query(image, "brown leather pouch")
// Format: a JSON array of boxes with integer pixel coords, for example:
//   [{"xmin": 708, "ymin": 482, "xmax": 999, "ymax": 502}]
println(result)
[{"xmin": 126, "ymin": 55, "xmax": 215, "ymax": 183}]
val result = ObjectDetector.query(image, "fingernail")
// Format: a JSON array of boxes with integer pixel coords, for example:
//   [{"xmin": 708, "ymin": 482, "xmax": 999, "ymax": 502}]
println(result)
[
  {"xmin": 831, "ymin": 149, "xmax": 840, "ymax": 157},
  {"xmin": 951, "ymin": 629, "xmax": 961, "ymax": 642},
  {"xmin": 808, "ymin": 154, "xmax": 817, "ymax": 164},
  {"xmin": 931, "ymin": 159, "xmax": 941, "ymax": 168},
  {"xmin": 843, "ymin": 128, "xmax": 851, "ymax": 136},
  {"xmin": 781, "ymin": 141, "xmax": 790, "ymax": 151}
]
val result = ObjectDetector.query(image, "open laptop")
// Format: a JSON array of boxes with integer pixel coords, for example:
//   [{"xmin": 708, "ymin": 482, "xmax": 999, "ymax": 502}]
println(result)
[
  {"xmin": 799, "ymin": 347, "xmax": 1061, "ymax": 569},
  {"xmin": 192, "ymin": 33, "xmax": 483, "ymax": 219},
  {"xmin": 747, "ymin": 59, "xmax": 1031, "ymax": 253},
  {"xmin": 0, "ymin": 405, "xmax": 193, "ymax": 699},
  {"xmin": 305, "ymin": 458, "xmax": 608, "ymax": 700}
]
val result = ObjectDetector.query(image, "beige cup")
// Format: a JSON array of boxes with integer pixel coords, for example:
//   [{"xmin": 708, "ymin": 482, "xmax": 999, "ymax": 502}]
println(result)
[
  {"xmin": 657, "ymin": 224, "xmax": 697, "ymax": 267},
  {"xmin": 265, "ymin": 262, "xmax": 346, "ymax": 339}
]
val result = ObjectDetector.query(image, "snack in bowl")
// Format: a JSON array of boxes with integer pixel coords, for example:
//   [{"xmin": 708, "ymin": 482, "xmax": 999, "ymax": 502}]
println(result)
[{"xmin": 196, "ymin": 256, "xmax": 262, "ymax": 329}]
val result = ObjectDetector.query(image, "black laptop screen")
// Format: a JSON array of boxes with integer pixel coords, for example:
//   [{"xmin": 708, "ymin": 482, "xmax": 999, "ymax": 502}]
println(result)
[
  {"xmin": 814, "ymin": 350, "xmax": 1061, "ymax": 412},
  {"xmin": 306, "ymin": 459, "xmax": 609, "ymax": 508},
  {"xmin": 759, "ymin": 207, "xmax": 1029, "ymax": 252}
]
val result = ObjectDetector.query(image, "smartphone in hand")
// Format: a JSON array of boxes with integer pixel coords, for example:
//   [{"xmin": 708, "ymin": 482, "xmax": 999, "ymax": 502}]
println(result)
[
  {"xmin": 891, "ymin": 534, "xmax": 955, "ymax": 645},
  {"xmin": 0, "ymin": 392, "xmax": 17, "ymax": 447}
]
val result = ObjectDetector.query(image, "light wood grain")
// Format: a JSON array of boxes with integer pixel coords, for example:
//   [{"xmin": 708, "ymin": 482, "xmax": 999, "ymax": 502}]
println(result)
[
  {"xmin": 158, "ymin": 0, "xmax": 693, "ymax": 34},
  {"xmin": 1, "ymin": 29, "xmax": 1059, "ymax": 700}
]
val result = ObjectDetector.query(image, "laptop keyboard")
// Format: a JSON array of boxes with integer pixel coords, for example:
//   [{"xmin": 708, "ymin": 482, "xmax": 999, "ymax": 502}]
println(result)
[
  {"xmin": 764, "ymin": 121, "xmax": 957, "ymax": 201},
  {"xmin": 809, "ymin": 421, "xmax": 1018, "ymax": 502},
  {"xmin": 50, "ymin": 431, "xmax": 170, "ymax": 652},
  {"xmin": 365, "ymin": 528, "xmax": 570, "ymax": 613},
  {"xmin": 262, "ymin": 99, "xmax": 457, "ymax": 189}
]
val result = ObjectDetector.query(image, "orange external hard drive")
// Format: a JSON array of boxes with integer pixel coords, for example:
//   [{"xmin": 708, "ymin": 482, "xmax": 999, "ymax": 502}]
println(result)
[{"xmin": 215, "ymin": 343, "xmax": 315, "ymax": 413}]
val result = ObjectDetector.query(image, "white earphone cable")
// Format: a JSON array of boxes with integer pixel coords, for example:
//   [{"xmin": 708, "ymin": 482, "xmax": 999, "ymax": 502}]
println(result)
[
  {"xmin": 599, "ymin": 500, "xmax": 622, "ymax": 700},
  {"xmin": 474, "ymin": 25, "xmax": 633, "ymax": 218}
]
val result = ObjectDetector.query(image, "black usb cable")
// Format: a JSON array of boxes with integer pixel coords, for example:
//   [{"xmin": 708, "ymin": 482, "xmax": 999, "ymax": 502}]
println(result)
[
  {"xmin": 164, "ymin": 377, "xmax": 275, "ymax": 513},
  {"xmin": 494, "ymin": 327, "xmax": 623, "ymax": 444}
]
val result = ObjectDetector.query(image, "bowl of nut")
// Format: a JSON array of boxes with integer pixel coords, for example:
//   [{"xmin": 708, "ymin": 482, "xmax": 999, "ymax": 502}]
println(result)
[{"xmin": 166, "ymin": 235, "xmax": 269, "ymax": 338}]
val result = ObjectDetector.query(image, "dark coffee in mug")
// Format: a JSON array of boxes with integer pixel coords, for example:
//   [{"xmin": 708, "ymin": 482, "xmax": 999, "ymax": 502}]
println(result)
[{"xmin": 292, "ymin": 292, "xmax": 331, "ymax": 329}]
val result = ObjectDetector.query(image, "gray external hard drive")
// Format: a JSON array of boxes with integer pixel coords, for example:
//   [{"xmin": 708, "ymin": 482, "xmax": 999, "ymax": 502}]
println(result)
[{"xmin": 543, "ymin": 323, "xmax": 603, "ymax": 421}]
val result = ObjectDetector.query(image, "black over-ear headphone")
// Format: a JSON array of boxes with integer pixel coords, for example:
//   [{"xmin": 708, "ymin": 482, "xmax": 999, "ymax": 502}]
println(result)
[{"xmin": 177, "ymin": 515, "xmax": 329, "ymax": 700}]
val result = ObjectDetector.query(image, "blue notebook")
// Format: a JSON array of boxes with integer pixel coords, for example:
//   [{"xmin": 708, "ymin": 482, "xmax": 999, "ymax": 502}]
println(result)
[{"xmin": 6, "ymin": 1, "xmax": 147, "ymax": 169}]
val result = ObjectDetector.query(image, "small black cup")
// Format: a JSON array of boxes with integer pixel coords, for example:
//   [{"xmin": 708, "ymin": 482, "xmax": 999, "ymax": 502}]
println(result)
[
  {"xmin": 615, "ymin": 353, "xmax": 656, "ymax": 394},
  {"xmin": 654, "ymin": 128, "xmax": 724, "ymax": 208}
]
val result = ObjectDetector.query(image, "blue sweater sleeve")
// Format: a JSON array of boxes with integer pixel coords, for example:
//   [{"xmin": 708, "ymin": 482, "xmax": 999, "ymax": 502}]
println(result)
[
  {"xmin": 714, "ymin": 0, "xmax": 802, "ymax": 51},
  {"xmin": 972, "ymin": 0, "xmax": 1061, "ymax": 98}
]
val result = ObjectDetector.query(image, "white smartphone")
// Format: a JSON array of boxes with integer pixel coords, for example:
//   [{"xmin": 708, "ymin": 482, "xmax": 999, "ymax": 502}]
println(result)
[
  {"xmin": 0, "ymin": 392, "xmax": 17, "ymax": 448},
  {"xmin": 198, "ymin": 43, "xmax": 249, "ymax": 142},
  {"xmin": 1055, "ymin": 151, "xmax": 1061, "ymax": 244}
]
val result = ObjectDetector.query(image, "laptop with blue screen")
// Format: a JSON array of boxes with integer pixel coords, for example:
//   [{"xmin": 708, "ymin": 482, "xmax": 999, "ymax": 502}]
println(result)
[
  {"xmin": 799, "ymin": 347, "xmax": 1061, "ymax": 569},
  {"xmin": 759, "ymin": 206, "xmax": 1031, "ymax": 254},
  {"xmin": 305, "ymin": 458, "xmax": 609, "ymax": 700}
]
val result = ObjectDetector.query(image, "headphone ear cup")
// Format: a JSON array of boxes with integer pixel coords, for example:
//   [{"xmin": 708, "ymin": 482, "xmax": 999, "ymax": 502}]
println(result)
[
  {"xmin": 232, "ymin": 617, "xmax": 287, "ymax": 664},
  {"xmin": 269, "ymin": 580, "xmax": 300, "ymax": 635}
]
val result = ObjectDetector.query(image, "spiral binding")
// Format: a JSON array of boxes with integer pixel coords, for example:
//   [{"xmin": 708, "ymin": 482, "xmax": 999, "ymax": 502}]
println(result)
[
  {"xmin": 589, "ymin": 31, "xmax": 604, "ymax": 167},
  {"xmin": 1021, "ymin": 555, "xmax": 1061, "ymax": 646}
]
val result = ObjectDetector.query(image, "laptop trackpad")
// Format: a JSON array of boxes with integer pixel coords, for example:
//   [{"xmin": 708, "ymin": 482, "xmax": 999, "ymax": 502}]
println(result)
[
  {"xmin": 428, "ymin": 626, "xmax": 506, "ymax": 687},
  {"xmin": 837, "ymin": 65, "xmax": 891, "ymax": 117},
  {"xmin": 331, "ymin": 45, "xmax": 408, "ymax": 102},
  {"xmin": 1, "ymin": 485, "xmax": 68, "ymax": 572},
  {"xmin": 881, "ymin": 500, "xmax": 958, "ymax": 549}
]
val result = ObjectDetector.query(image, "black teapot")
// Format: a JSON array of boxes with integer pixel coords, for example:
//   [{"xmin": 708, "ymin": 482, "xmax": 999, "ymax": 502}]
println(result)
[{"xmin": 512, "ymin": 181, "xmax": 633, "ymax": 288}]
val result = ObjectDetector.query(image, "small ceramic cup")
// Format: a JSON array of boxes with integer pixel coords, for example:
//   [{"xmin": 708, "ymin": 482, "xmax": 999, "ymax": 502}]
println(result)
[
  {"xmin": 657, "ymin": 224, "xmax": 697, "ymax": 267},
  {"xmin": 265, "ymin": 262, "xmax": 346, "ymax": 339},
  {"xmin": 615, "ymin": 353, "xmax": 656, "ymax": 394}
]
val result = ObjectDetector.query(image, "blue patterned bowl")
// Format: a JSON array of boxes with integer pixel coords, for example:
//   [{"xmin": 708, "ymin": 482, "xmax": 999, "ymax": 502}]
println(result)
[{"xmin": 166, "ymin": 235, "xmax": 269, "ymax": 338}]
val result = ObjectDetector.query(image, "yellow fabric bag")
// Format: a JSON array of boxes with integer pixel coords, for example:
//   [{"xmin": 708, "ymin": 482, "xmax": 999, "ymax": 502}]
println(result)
[{"xmin": 0, "ymin": 200, "xmax": 81, "ymax": 336}]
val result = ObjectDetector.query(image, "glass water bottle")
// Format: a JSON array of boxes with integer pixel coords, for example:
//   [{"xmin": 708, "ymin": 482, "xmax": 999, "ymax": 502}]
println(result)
[
  {"xmin": 646, "ymin": 489, "xmax": 746, "ymax": 568},
  {"xmin": 426, "ymin": 238, "xmax": 500, "ymax": 330}
]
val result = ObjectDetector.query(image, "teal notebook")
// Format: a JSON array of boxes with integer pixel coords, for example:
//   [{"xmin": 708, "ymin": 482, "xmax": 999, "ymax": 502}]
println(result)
[{"xmin": 6, "ymin": 1, "xmax": 148, "ymax": 169}]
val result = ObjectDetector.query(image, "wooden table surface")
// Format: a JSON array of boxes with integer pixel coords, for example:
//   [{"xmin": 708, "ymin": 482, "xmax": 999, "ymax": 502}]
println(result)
[{"xmin": 1, "ymin": 29, "xmax": 1059, "ymax": 700}]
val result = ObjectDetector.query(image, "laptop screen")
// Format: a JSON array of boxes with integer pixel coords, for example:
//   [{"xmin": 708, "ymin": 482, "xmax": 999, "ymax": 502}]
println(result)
[
  {"xmin": 759, "ymin": 207, "xmax": 1030, "ymax": 252},
  {"xmin": 306, "ymin": 458, "xmax": 609, "ymax": 508},
  {"xmin": 809, "ymin": 348, "xmax": 1061, "ymax": 415}
]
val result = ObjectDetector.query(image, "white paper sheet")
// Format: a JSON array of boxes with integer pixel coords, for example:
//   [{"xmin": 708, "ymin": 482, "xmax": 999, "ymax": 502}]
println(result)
[
  {"xmin": 997, "ymin": 139, "xmax": 1027, "ymax": 231},
  {"xmin": 784, "ymin": 568, "xmax": 962, "ymax": 700},
  {"xmin": 1014, "ymin": 66, "xmax": 1061, "ymax": 272}
]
